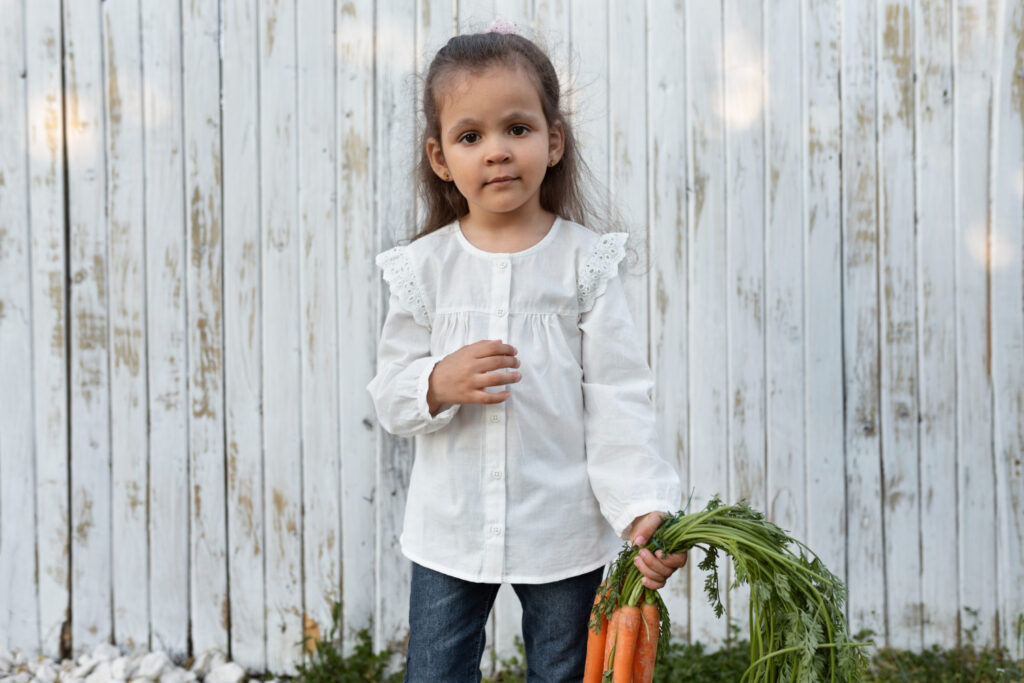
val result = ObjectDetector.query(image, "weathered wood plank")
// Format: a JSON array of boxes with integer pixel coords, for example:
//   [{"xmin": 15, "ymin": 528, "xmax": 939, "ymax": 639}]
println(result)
[
  {"xmin": 0, "ymin": 0, "xmax": 39, "ymax": 655},
  {"xmin": 141, "ymin": 0, "xmax": 189, "ymax": 659},
  {"xmin": 258, "ymin": 0, "xmax": 302, "ymax": 673},
  {"xmin": 570, "ymin": 0, "xmax": 608, "ymax": 219},
  {"xmin": 25, "ymin": 0, "xmax": 69, "ymax": 659},
  {"xmin": 841, "ymin": 0, "xmax": 886, "ymax": 640},
  {"xmin": 181, "ymin": 0, "xmax": 229, "ymax": 655},
  {"xmin": 804, "ymin": 0, "xmax": 847, "ymax": 595},
  {"xmin": 375, "ymin": 0, "xmax": 417, "ymax": 653},
  {"xmin": 724, "ymin": 0, "xmax": 765, "ymax": 637},
  {"xmin": 687, "ymin": 0, "xmax": 729, "ymax": 646},
  {"xmin": 764, "ymin": 0, "xmax": 804, "ymax": 539},
  {"xmin": 915, "ymin": 0, "xmax": 958, "ymax": 649},
  {"xmin": 647, "ymin": 0, "xmax": 690, "ymax": 643},
  {"xmin": 337, "ymin": 0, "xmax": 378, "ymax": 656},
  {"xmin": 954, "ymin": 0, "xmax": 999, "ymax": 645},
  {"xmin": 64, "ymin": 0, "xmax": 113, "ymax": 656},
  {"xmin": 102, "ymin": 0, "xmax": 150, "ymax": 653},
  {"xmin": 877, "ymin": 0, "xmax": 922, "ymax": 650},
  {"xmin": 298, "ymin": 0, "xmax": 341, "ymax": 671},
  {"xmin": 221, "ymin": 0, "xmax": 265, "ymax": 671},
  {"xmin": 992, "ymin": 0, "xmax": 1024, "ymax": 650},
  {"xmin": 609, "ymin": 0, "xmax": 649, "ymax": 364}
]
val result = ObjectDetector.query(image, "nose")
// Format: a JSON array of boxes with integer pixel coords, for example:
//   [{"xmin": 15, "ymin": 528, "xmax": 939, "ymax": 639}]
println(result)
[{"xmin": 484, "ymin": 142, "xmax": 511, "ymax": 164}]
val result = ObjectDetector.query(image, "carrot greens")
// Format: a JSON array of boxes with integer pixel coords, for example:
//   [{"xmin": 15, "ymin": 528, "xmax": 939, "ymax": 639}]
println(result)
[{"xmin": 590, "ymin": 497, "xmax": 870, "ymax": 682}]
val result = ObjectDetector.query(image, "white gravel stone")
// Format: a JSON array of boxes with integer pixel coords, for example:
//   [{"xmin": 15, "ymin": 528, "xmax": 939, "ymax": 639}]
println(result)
[
  {"xmin": 70, "ymin": 659, "xmax": 98, "ymax": 680},
  {"xmin": 91, "ymin": 647, "xmax": 120, "ymax": 665},
  {"xmin": 186, "ymin": 651, "xmax": 224, "ymax": 679},
  {"xmin": 108, "ymin": 657, "xmax": 130, "ymax": 680},
  {"xmin": 203, "ymin": 662, "xmax": 245, "ymax": 683},
  {"xmin": 135, "ymin": 653, "xmax": 172, "ymax": 680},
  {"xmin": 84, "ymin": 661, "xmax": 112, "ymax": 683},
  {"xmin": 156, "ymin": 670, "xmax": 188, "ymax": 683},
  {"xmin": 32, "ymin": 660, "xmax": 58, "ymax": 683}
]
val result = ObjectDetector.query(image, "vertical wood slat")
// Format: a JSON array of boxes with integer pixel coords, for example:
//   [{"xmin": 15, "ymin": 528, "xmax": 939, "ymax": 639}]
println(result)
[
  {"xmin": 686, "ymin": 0, "xmax": 729, "ymax": 646},
  {"xmin": 374, "ymin": 0, "xmax": 417, "ymax": 653},
  {"xmin": 64, "ymin": 0, "xmax": 113, "ymax": 657},
  {"xmin": 803, "ymin": 0, "xmax": 847, "ymax": 598},
  {"xmin": 298, "ymin": 0, "xmax": 341, "ymax": 662},
  {"xmin": 570, "ymin": 0, "xmax": 608, "ymax": 217},
  {"xmin": 915, "ymin": 0, "xmax": 959, "ymax": 650},
  {"xmin": 221, "ymin": 0, "xmax": 265, "ymax": 671},
  {"xmin": 841, "ymin": 0, "xmax": 886, "ymax": 640},
  {"xmin": 102, "ymin": 0, "xmax": 150, "ymax": 653},
  {"xmin": 337, "ymin": 0, "xmax": 377, "ymax": 655},
  {"xmin": 608, "ymin": 0, "xmax": 648, "ymax": 353},
  {"xmin": 954, "ymin": 0, "xmax": 999, "ymax": 644},
  {"xmin": 723, "ymin": 0, "xmax": 765, "ymax": 638},
  {"xmin": 141, "ymin": 0, "xmax": 189, "ymax": 659},
  {"xmin": 258, "ymin": 0, "xmax": 302, "ymax": 673},
  {"xmin": 25, "ymin": 0, "xmax": 69, "ymax": 659},
  {"xmin": 991, "ymin": 0, "xmax": 1024, "ymax": 652},
  {"xmin": 765, "ymin": 0, "xmax": 804, "ymax": 539},
  {"xmin": 647, "ymin": 0, "xmax": 690, "ymax": 643},
  {"xmin": 181, "ymin": 0, "xmax": 228, "ymax": 656},
  {"xmin": 0, "ymin": 0, "xmax": 38, "ymax": 656},
  {"xmin": 878, "ymin": 0, "xmax": 922, "ymax": 650}
]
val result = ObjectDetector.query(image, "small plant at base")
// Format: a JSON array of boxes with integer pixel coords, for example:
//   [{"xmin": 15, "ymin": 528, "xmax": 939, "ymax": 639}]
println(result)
[{"xmin": 292, "ymin": 602, "xmax": 402, "ymax": 682}]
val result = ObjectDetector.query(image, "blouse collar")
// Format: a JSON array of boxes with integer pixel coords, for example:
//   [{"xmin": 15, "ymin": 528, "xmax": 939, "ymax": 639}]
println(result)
[{"xmin": 453, "ymin": 216, "xmax": 563, "ymax": 258}]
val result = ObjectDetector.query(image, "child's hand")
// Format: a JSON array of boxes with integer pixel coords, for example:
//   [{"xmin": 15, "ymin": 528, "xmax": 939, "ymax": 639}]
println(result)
[
  {"xmin": 426, "ymin": 340, "xmax": 521, "ymax": 414},
  {"xmin": 630, "ymin": 511, "xmax": 688, "ymax": 590}
]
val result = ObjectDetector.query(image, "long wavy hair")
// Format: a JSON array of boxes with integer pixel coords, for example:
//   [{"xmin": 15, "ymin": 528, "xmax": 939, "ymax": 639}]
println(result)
[{"xmin": 414, "ymin": 32, "xmax": 597, "ymax": 240}]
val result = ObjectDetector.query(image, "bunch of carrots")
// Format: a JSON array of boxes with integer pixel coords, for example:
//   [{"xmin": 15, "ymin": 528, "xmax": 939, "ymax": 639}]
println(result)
[{"xmin": 584, "ymin": 497, "xmax": 869, "ymax": 682}]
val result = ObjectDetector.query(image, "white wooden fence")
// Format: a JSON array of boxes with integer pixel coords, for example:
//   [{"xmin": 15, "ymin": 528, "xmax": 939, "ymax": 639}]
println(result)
[{"xmin": 1, "ymin": 0, "xmax": 1023, "ymax": 676}]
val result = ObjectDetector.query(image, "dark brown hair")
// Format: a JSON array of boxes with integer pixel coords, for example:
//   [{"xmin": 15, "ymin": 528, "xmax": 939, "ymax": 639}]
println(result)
[{"xmin": 414, "ymin": 31, "xmax": 594, "ymax": 240}]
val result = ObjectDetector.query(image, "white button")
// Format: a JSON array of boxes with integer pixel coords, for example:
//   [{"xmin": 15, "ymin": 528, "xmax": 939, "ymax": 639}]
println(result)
[
  {"xmin": 489, "ymin": 413, "xmax": 501, "ymax": 423},
  {"xmin": 491, "ymin": 526, "xmax": 502, "ymax": 536},
  {"xmin": 491, "ymin": 470, "xmax": 503, "ymax": 479},
  {"xmin": 497, "ymin": 260, "xmax": 509, "ymax": 270},
  {"xmin": 495, "ymin": 307, "xmax": 506, "ymax": 317}
]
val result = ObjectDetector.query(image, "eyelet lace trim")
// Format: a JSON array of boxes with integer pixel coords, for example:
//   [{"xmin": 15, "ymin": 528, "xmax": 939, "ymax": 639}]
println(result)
[
  {"xmin": 578, "ymin": 232, "xmax": 628, "ymax": 313},
  {"xmin": 376, "ymin": 246, "xmax": 431, "ymax": 327}
]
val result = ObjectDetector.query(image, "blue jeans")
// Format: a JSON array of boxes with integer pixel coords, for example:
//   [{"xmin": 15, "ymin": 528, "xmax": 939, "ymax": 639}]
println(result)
[{"xmin": 404, "ymin": 562, "xmax": 605, "ymax": 683}]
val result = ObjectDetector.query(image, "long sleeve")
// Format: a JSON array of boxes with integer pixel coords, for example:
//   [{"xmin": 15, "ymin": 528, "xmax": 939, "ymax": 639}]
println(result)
[
  {"xmin": 366, "ymin": 244, "xmax": 460, "ymax": 437},
  {"xmin": 579, "ymin": 242, "xmax": 681, "ymax": 540},
  {"xmin": 366, "ymin": 291, "xmax": 459, "ymax": 437}
]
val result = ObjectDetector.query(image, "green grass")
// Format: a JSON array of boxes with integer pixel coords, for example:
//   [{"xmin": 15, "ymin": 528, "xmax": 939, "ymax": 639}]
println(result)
[{"xmin": 285, "ymin": 604, "xmax": 1024, "ymax": 682}]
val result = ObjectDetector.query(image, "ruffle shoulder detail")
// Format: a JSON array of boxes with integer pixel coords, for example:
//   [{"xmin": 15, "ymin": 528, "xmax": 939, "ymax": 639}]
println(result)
[
  {"xmin": 376, "ymin": 246, "xmax": 431, "ymax": 327},
  {"xmin": 577, "ymin": 232, "xmax": 628, "ymax": 313}
]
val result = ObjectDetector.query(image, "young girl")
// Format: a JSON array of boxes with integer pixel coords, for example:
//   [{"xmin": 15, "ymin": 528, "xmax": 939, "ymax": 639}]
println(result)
[{"xmin": 366, "ymin": 26, "xmax": 686, "ymax": 683}]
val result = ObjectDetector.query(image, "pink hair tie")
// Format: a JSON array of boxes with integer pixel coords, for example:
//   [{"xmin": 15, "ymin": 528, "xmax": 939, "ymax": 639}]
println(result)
[{"xmin": 486, "ymin": 18, "xmax": 517, "ymax": 34}]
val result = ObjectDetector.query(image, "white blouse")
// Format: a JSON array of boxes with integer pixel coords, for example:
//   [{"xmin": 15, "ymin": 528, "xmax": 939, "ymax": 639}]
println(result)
[{"xmin": 366, "ymin": 217, "xmax": 682, "ymax": 584}]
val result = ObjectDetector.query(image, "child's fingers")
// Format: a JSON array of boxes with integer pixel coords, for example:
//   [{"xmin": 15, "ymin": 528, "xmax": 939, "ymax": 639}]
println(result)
[
  {"xmin": 472, "ymin": 389, "xmax": 512, "ymax": 404},
  {"xmin": 477, "ymin": 354, "xmax": 520, "ymax": 373},
  {"xmin": 474, "ymin": 340, "xmax": 517, "ymax": 358},
  {"xmin": 479, "ymin": 371, "xmax": 522, "ymax": 388}
]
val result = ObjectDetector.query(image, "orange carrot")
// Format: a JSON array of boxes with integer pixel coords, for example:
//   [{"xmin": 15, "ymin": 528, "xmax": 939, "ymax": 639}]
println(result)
[
  {"xmin": 632, "ymin": 598, "xmax": 660, "ymax": 683},
  {"xmin": 582, "ymin": 590, "xmax": 609, "ymax": 683},
  {"xmin": 604, "ymin": 605, "xmax": 642, "ymax": 683}
]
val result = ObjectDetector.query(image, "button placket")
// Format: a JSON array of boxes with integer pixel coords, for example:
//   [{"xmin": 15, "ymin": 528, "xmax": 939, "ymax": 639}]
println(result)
[{"xmin": 482, "ymin": 255, "xmax": 512, "ymax": 579}]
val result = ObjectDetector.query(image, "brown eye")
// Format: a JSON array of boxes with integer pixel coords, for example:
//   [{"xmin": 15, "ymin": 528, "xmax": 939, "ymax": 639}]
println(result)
[
  {"xmin": 459, "ymin": 132, "xmax": 480, "ymax": 144},
  {"xmin": 509, "ymin": 125, "xmax": 529, "ymax": 136}
]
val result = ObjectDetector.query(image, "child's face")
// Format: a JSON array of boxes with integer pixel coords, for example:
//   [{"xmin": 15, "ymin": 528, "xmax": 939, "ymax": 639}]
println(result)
[{"xmin": 427, "ymin": 65, "xmax": 563, "ymax": 226}]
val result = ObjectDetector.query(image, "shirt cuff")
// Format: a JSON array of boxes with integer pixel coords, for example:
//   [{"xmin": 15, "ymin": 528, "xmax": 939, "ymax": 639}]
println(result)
[
  {"xmin": 415, "ymin": 356, "xmax": 459, "ymax": 431},
  {"xmin": 611, "ymin": 499, "xmax": 680, "ymax": 542}
]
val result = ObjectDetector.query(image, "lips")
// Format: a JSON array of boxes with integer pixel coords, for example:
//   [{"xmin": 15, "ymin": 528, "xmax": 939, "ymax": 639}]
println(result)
[{"xmin": 486, "ymin": 176, "xmax": 517, "ymax": 185}]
